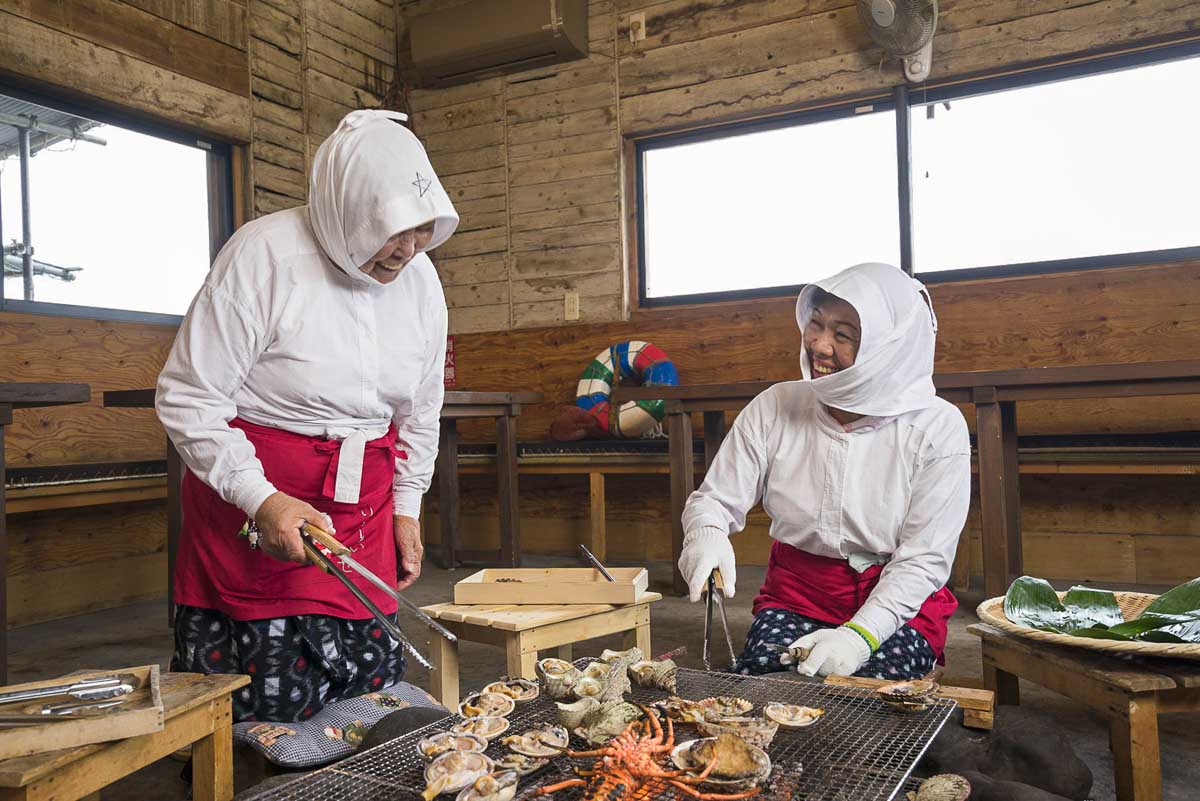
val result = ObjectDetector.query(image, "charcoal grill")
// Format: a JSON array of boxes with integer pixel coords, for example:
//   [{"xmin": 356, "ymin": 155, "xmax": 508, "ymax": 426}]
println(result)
[{"xmin": 243, "ymin": 664, "xmax": 955, "ymax": 801}]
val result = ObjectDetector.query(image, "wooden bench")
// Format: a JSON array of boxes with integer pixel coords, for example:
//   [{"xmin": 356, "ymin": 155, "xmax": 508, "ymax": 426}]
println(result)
[
  {"xmin": 969, "ymin": 622, "xmax": 1200, "ymax": 801},
  {"xmin": 420, "ymin": 594, "xmax": 662, "ymax": 709},
  {"xmin": 0, "ymin": 671, "xmax": 249, "ymax": 801}
]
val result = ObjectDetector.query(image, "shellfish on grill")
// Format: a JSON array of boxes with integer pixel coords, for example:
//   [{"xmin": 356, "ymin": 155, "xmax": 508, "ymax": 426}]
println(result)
[
  {"xmin": 458, "ymin": 691, "xmax": 516, "ymax": 719},
  {"xmin": 876, "ymin": 679, "xmax": 939, "ymax": 712},
  {"xmin": 914, "ymin": 774, "xmax": 971, "ymax": 801},
  {"xmin": 555, "ymin": 696, "xmax": 600, "ymax": 729},
  {"xmin": 699, "ymin": 696, "xmax": 754, "ymax": 718},
  {"xmin": 599, "ymin": 647, "xmax": 644, "ymax": 665},
  {"xmin": 763, "ymin": 702, "xmax": 824, "ymax": 729},
  {"xmin": 582, "ymin": 661, "xmax": 611, "ymax": 680},
  {"xmin": 456, "ymin": 771, "xmax": 519, "ymax": 801},
  {"xmin": 573, "ymin": 700, "xmax": 644, "ymax": 745},
  {"xmin": 450, "ymin": 716, "xmax": 511, "ymax": 742},
  {"xmin": 417, "ymin": 732, "xmax": 489, "ymax": 762},
  {"xmin": 534, "ymin": 658, "xmax": 581, "ymax": 701},
  {"xmin": 628, "ymin": 659, "xmax": 678, "ymax": 693},
  {"xmin": 496, "ymin": 752, "xmax": 551, "ymax": 777},
  {"xmin": 653, "ymin": 696, "xmax": 710, "ymax": 724},
  {"xmin": 695, "ymin": 716, "xmax": 779, "ymax": 749},
  {"xmin": 670, "ymin": 734, "xmax": 772, "ymax": 789},
  {"xmin": 423, "ymin": 751, "xmax": 495, "ymax": 800},
  {"xmin": 483, "ymin": 677, "xmax": 539, "ymax": 703},
  {"xmin": 501, "ymin": 724, "xmax": 569, "ymax": 758}
]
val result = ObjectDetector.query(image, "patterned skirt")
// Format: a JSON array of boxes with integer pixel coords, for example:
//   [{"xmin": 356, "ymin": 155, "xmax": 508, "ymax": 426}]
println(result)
[
  {"xmin": 171, "ymin": 604, "xmax": 406, "ymax": 723},
  {"xmin": 735, "ymin": 607, "xmax": 936, "ymax": 680}
]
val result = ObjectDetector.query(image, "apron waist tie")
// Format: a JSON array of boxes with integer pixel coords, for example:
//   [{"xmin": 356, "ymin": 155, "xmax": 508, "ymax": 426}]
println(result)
[{"xmin": 316, "ymin": 425, "xmax": 393, "ymax": 504}]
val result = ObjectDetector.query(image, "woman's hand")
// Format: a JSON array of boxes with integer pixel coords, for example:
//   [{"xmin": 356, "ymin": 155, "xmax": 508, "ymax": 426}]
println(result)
[
  {"xmin": 792, "ymin": 626, "xmax": 872, "ymax": 677},
  {"xmin": 254, "ymin": 492, "xmax": 334, "ymax": 564},
  {"xmin": 678, "ymin": 526, "xmax": 737, "ymax": 603},
  {"xmin": 394, "ymin": 515, "xmax": 424, "ymax": 591}
]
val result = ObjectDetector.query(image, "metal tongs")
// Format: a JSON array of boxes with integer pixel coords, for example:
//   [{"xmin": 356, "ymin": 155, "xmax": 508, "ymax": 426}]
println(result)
[
  {"xmin": 0, "ymin": 674, "xmax": 136, "ymax": 707},
  {"xmin": 299, "ymin": 523, "xmax": 457, "ymax": 671},
  {"xmin": 701, "ymin": 568, "xmax": 737, "ymax": 671}
]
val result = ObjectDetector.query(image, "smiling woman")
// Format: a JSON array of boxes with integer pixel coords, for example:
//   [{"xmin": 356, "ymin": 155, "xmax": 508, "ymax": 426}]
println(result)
[{"xmin": 362, "ymin": 221, "xmax": 437, "ymax": 284}]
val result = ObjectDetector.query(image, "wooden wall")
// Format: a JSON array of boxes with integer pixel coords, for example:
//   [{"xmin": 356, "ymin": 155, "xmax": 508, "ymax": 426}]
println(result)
[{"xmin": 0, "ymin": 0, "xmax": 398, "ymax": 626}]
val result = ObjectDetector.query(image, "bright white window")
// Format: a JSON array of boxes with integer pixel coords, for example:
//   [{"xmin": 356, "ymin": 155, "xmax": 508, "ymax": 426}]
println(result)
[
  {"xmin": 640, "ymin": 108, "xmax": 900, "ymax": 302},
  {"xmin": 912, "ymin": 55, "xmax": 1200, "ymax": 274},
  {"xmin": 1, "ymin": 94, "xmax": 217, "ymax": 316}
]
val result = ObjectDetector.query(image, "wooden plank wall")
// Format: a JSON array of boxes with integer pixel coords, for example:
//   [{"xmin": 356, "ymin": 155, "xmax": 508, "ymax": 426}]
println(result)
[{"xmin": 0, "ymin": 0, "xmax": 399, "ymax": 626}]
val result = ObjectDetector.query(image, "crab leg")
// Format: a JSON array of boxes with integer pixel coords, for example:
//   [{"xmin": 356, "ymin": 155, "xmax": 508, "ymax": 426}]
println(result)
[
  {"xmin": 528, "ymin": 779, "xmax": 587, "ymax": 796},
  {"xmin": 668, "ymin": 782, "xmax": 762, "ymax": 801}
]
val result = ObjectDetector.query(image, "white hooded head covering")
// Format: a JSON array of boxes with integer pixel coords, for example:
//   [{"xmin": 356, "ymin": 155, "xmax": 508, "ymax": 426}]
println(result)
[
  {"xmin": 795, "ymin": 262, "xmax": 939, "ymax": 417},
  {"xmin": 308, "ymin": 110, "xmax": 459, "ymax": 286}
]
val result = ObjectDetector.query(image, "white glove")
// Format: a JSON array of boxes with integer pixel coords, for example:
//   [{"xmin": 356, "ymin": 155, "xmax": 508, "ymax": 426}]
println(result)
[
  {"xmin": 793, "ymin": 626, "xmax": 873, "ymax": 677},
  {"xmin": 678, "ymin": 526, "xmax": 736, "ymax": 603}
]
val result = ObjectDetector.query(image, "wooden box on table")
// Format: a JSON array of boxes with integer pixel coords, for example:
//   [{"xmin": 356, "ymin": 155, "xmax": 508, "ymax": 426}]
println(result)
[{"xmin": 454, "ymin": 568, "xmax": 650, "ymax": 605}]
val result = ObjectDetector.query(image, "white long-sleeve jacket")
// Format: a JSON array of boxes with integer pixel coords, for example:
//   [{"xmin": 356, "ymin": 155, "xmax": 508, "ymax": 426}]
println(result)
[
  {"xmin": 683, "ymin": 380, "xmax": 971, "ymax": 645},
  {"xmin": 156, "ymin": 206, "xmax": 447, "ymax": 520}
]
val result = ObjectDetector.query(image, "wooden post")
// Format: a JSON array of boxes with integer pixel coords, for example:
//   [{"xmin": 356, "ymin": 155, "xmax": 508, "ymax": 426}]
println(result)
[
  {"xmin": 496, "ymin": 414, "xmax": 520, "ymax": 568},
  {"xmin": 1000, "ymin": 401, "xmax": 1022, "ymax": 581},
  {"xmin": 702, "ymin": 410, "xmax": 726, "ymax": 470},
  {"xmin": 436, "ymin": 418, "xmax": 460, "ymax": 570},
  {"xmin": 1110, "ymin": 696, "xmax": 1162, "ymax": 801},
  {"xmin": 166, "ymin": 438, "xmax": 182, "ymax": 628},
  {"xmin": 981, "ymin": 653, "xmax": 1021, "ymax": 706},
  {"xmin": 0, "ymin": 406, "xmax": 9, "ymax": 685},
  {"xmin": 974, "ymin": 389, "xmax": 1014, "ymax": 598},
  {"xmin": 555, "ymin": 644, "xmax": 574, "ymax": 662},
  {"xmin": 506, "ymin": 632, "xmax": 538, "ymax": 680},
  {"xmin": 588, "ymin": 472, "xmax": 607, "ymax": 562},
  {"xmin": 667, "ymin": 406, "xmax": 694, "ymax": 597},
  {"xmin": 192, "ymin": 696, "xmax": 235, "ymax": 801}
]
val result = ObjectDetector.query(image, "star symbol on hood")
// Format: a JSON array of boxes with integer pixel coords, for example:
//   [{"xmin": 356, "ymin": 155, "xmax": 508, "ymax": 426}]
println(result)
[{"xmin": 412, "ymin": 172, "xmax": 432, "ymax": 197}]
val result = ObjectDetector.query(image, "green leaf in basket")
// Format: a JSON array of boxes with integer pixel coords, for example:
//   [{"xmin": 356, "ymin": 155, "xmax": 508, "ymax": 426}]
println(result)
[
  {"xmin": 1139, "ymin": 577, "xmax": 1200, "ymax": 643},
  {"xmin": 1062, "ymin": 585, "xmax": 1125, "ymax": 629},
  {"xmin": 1137, "ymin": 631, "xmax": 1187, "ymax": 644},
  {"xmin": 1065, "ymin": 627, "xmax": 1134, "ymax": 641},
  {"xmin": 1004, "ymin": 576, "xmax": 1077, "ymax": 633}
]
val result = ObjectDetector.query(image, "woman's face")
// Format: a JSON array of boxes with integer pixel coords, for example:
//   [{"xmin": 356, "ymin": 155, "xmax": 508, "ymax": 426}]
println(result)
[
  {"xmin": 803, "ymin": 294, "xmax": 862, "ymax": 376},
  {"xmin": 360, "ymin": 221, "xmax": 436, "ymax": 283}
]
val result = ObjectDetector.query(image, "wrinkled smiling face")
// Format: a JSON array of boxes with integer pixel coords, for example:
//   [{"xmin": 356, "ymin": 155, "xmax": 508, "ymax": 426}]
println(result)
[
  {"xmin": 803, "ymin": 292, "xmax": 861, "ymax": 376},
  {"xmin": 360, "ymin": 221, "xmax": 436, "ymax": 284}
]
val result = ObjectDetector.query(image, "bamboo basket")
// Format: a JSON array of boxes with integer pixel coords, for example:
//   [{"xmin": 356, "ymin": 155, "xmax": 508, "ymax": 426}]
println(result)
[{"xmin": 976, "ymin": 591, "xmax": 1200, "ymax": 661}]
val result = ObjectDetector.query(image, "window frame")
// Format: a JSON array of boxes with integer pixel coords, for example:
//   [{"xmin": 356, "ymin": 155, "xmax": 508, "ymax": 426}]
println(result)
[
  {"xmin": 631, "ymin": 37, "xmax": 1200, "ymax": 307},
  {"xmin": 0, "ymin": 79, "xmax": 236, "ymax": 325}
]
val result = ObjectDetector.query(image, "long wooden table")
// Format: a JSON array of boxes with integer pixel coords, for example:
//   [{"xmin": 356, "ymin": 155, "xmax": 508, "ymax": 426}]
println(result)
[
  {"xmin": 617, "ymin": 360, "xmax": 1200, "ymax": 597},
  {"xmin": 0, "ymin": 382, "xmax": 91, "ymax": 683},
  {"xmin": 436, "ymin": 390, "xmax": 541, "ymax": 569}
]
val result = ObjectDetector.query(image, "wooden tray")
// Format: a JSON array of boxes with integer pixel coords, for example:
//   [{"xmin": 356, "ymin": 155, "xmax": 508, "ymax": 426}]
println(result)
[
  {"xmin": 454, "ymin": 567, "xmax": 650, "ymax": 605},
  {"xmin": 0, "ymin": 665, "xmax": 164, "ymax": 761}
]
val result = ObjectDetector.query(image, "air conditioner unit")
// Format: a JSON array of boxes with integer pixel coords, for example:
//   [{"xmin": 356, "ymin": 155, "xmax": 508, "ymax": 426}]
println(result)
[{"xmin": 410, "ymin": 0, "xmax": 589, "ymax": 87}]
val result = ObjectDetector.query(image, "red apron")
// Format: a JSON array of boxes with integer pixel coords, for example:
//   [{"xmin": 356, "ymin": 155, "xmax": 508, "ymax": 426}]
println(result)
[
  {"xmin": 752, "ymin": 541, "xmax": 957, "ymax": 663},
  {"xmin": 174, "ymin": 418, "xmax": 403, "ymax": 621}
]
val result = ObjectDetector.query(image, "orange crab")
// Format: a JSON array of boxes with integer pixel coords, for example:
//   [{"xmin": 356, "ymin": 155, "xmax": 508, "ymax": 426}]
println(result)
[{"xmin": 527, "ymin": 705, "xmax": 761, "ymax": 801}]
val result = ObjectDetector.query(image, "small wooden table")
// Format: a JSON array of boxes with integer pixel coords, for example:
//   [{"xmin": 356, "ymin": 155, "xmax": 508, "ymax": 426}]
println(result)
[
  {"xmin": 437, "ymin": 391, "xmax": 541, "ymax": 570},
  {"xmin": 0, "ymin": 382, "xmax": 91, "ymax": 683},
  {"xmin": 420, "ymin": 593, "xmax": 662, "ymax": 709},
  {"xmin": 969, "ymin": 623, "xmax": 1200, "ymax": 801},
  {"xmin": 0, "ymin": 671, "xmax": 249, "ymax": 801}
]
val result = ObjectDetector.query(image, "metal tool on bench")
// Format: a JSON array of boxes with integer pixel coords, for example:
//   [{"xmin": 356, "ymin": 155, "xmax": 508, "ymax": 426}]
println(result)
[
  {"xmin": 298, "ymin": 524, "xmax": 435, "ymax": 670},
  {"xmin": 0, "ymin": 674, "xmax": 135, "ymax": 707},
  {"xmin": 702, "ymin": 568, "xmax": 737, "ymax": 671},
  {"xmin": 578, "ymin": 543, "xmax": 616, "ymax": 582}
]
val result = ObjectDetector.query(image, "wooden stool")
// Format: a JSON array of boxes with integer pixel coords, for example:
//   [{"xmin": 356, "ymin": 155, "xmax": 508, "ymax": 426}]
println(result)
[
  {"xmin": 969, "ymin": 623, "xmax": 1200, "ymax": 801},
  {"xmin": 421, "ymin": 595, "xmax": 662, "ymax": 709},
  {"xmin": 0, "ymin": 671, "xmax": 248, "ymax": 801}
]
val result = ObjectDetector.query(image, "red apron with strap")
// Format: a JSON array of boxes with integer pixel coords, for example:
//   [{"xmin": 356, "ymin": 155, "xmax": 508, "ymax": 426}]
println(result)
[
  {"xmin": 174, "ymin": 417, "xmax": 404, "ymax": 621},
  {"xmin": 752, "ymin": 541, "xmax": 957, "ymax": 663}
]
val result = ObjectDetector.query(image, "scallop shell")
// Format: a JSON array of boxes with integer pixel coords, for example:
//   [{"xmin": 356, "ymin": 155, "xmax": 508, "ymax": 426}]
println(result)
[
  {"xmin": 423, "ymin": 751, "xmax": 495, "ymax": 799},
  {"xmin": 763, "ymin": 702, "xmax": 823, "ymax": 729},
  {"xmin": 877, "ymin": 680, "xmax": 939, "ymax": 712},
  {"xmin": 699, "ymin": 696, "xmax": 754, "ymax": 718},
  {"xmin": 483, "ymin": 677, "xmax": 539, "ymax": 703},
  {"xmin": 669, "ymin": 738, "xmax": 771, "ymax": 790},
  {"xmin": 458, "ymin": 691, "xmax": 516, "ymax": 719},
  {"xmin": 629, "ymin": 659, "xmax": 678, "ymax": 693},
  {"xmin": 654, "ymin": 696, "xmax": 710, "ymax": 724},
  {"xmin": 456, "ymin": 771, "xmax": 519, "ymax": 801},
  {"xmin": 450, "ymin": 716, "xmax": 511, "ymax": 742},
  {"xmin": 556, "ymin": 697, "xmax": 601, "ymax": 729},
  {"xmin": 695, "ymin": 716, "xmax": 779, "ymax": 749},
  {"xmin": 496, "ymin": 752, "xmax": 551, "ymax": 777},
  {"xmin": 535, "ymin": 658, "xmax": 581, "ymax": 701},
  {"xmin": 418, "ymin": 732, "xmax": 489, "ymax": 762},
  {"xmin": 599, "ymin": 647, "xmax": 644, "ymax": 664},
  {"xmin": 915, "ymin": 774, "xmax": 971, "ymax": 801},
  {"xmin": 501, "ymin": 724, "xmax": 569, "ymax": 757}
]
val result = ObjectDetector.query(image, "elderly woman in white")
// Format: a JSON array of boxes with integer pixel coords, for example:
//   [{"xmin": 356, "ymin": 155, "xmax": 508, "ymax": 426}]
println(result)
[
  {"xmin": 156, "ymin": 110, "xmax": 457, "ymax": 722},
  {"xmin": 679, "ymin": 263, "xmax": 969, "ymax": 679}
]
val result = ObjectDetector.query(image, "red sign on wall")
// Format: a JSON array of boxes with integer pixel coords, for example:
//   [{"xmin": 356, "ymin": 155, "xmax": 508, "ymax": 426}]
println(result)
[{"xmin": 444, "ymin": 335, "xmax": 456, "ymax": 388}]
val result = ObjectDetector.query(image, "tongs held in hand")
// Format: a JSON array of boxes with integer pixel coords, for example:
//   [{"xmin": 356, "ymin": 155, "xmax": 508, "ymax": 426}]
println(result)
[{"xmin": 701, "ymin": 568, "xmax": 737, "ymax": 671}]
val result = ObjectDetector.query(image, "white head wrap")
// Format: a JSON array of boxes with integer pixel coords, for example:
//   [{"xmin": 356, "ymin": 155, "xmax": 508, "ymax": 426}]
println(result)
[
  {"xmin": 308, "ymin": 110, "xmax": 459, "ymax": 286},
  {"xmin": 795, "ymin": 262, "xmax": 939, "ymax": 417}
]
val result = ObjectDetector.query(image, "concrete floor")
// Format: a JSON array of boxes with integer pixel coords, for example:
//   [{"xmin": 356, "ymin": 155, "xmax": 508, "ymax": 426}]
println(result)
[{"xmin": 10, "ymin": 555, "xmax": 1198, "ymax": 800}]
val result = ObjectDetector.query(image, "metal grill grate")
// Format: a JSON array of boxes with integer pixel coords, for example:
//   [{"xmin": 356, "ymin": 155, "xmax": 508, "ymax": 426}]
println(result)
[{"xmin": 245, "ymin": 665, "xmax": 954, "ymax": 801}]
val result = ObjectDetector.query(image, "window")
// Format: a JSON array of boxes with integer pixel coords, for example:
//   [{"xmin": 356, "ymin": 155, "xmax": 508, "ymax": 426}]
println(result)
[
  {"xmin": 638, "ymin": 104, "xmax": 900, "ymax": 305},
  {"xmin": 0, "ymin": 91, "xmax": 233, "ymax": 319},
  {"xmin": 635, "ymin": 41, "xmax": 1200, "ymax": 303},
  {"xmin": 911, "ymin": 53, "xmax": 1200, "ymax": 276}
]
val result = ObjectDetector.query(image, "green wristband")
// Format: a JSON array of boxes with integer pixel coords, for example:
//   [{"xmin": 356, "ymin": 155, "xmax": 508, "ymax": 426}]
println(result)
[{"xmin": 842, "ymin": 622, "xmax": 879, "ymax": 652}]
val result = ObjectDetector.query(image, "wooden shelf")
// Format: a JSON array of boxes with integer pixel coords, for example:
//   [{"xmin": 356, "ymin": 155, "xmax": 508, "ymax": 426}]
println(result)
[{"xmin": 5, "ymin": 477, "xmax": 167, "ymax": 514}]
